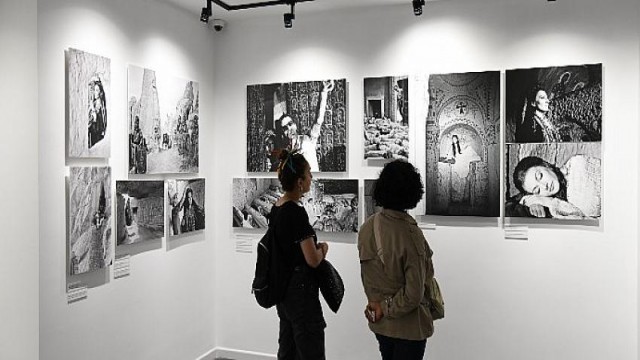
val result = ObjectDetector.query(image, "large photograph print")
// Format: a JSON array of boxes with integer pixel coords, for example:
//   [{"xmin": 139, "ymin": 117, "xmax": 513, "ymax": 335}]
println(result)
[
  {"xmin": 116, "ymin": 181, "xmax": 164, "ymax": 246},
  {"xmin": 505, "ymin": 143, "xmax": 601, "ymax": 219},
  {"xmin": 247, "ymin": 79, "xmax": 347, "ymax": 172},
  {"xmin": 364, "ymin": 76, "xmax": 409, "ymax": 160},
  {"xmin": 128, "ymin": 65, "xmax": 199, "ymax": 174},
  {"xmin": 167, "ymin": 178, "xmax": 205, "ymax": 236},
  {"xmin": 68, "ymin": 167, "xmax": 112, "ymax": 275},
  {"xmin": 505, "ymin": 64, "xmax": 602, "ymax": 143},
  {"xmin": 425, "ymin": 71, "xmax": 500, "ymax": 217},
  {"xmin": 67, "ymin": 48, "xmax": 111, "ymax": 158},
  {"xmin": 232, "ymin": 178, "xmax": 358, "ymax": 233},
  {"xmin": 232, "ymin": 178, "xmax": 282, "ymax": 228},
  {"xmin": 304, "ymin": 179, "xmax": 359, "ymax": 233}
]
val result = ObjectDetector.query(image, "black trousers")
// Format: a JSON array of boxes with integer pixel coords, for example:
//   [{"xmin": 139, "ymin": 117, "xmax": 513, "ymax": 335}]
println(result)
[
  {"xmin": 276, "ymin": 268, "xmax": 326, "ymax": 360},
  {"xmin": 375, "ymin": 333, "xmax": 427, "ymax": 360}
]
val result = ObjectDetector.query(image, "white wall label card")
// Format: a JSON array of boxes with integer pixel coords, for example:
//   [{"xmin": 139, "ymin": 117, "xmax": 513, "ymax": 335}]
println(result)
[
  {"xmin": 114, "ymin": 255, "xmax": 131, "ymax": 279},
  {"xmin": 66, "ymin": 282, "xmax": 88, "ymax": 303},
  {"xmin": 419, "ymin": 223, "xmax": 437, "ymax": 230},
  {"xmin": 234, "ymin": 234, "xmax": 258, "ymax": 254},
  {"xmin": 504, "ymin": 226, "xmax": 529, "ymax": 241}
]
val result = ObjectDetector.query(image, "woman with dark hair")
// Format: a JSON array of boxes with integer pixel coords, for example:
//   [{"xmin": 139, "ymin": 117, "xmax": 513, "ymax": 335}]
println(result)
[
  {"xmin": 276, "ymin": 80, "xmax": 334, "ymax": 172},
  {"xmin": 450, "ymin": 134, "xmax": 462, "ymax": 157},
  {"xmin": 270, "ymin": 149, "xmax": 329, "ymax": 360},
  {"xmin": 177, "ymin": 187, "xmax": 204, "ymax": 233},
  {"xmin": 441, "ymin": 134, "xmax": 481, "ymax": 203},
  {"xmin": 358, "ymin": 160, "xmax": 436, "ymax": 360},
  {"xmin": 515, "ymin": 84, "xmax": 560, "ymax": 143},
  {"xmin": 508, "ymin": 155, "xmax": 601, "ymax": 218},
  {"xmin": 88, "ymin": 76, "xmax": 107, "ymax": 148}
]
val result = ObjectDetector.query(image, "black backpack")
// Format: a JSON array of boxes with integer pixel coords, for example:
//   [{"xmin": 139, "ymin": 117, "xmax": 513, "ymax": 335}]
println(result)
[{"xmin": 251, "ymin": 224, "xmax": 289, "ymax": 308}]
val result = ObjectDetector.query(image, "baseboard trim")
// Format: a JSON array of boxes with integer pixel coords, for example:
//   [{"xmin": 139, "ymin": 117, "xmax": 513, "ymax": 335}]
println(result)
[{"xmin": 197, "ymin": 347, "xmax": 276, "ymax": 360}]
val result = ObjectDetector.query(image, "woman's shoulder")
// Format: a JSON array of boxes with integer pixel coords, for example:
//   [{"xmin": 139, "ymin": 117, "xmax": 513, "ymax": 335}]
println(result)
[
  {"xmin": 563, "ymin": 155, "xmax": 601, "ymax": 174},
  {"xmin": 273, "ymin": 200, "xmax": 305, "ymax": 215}
]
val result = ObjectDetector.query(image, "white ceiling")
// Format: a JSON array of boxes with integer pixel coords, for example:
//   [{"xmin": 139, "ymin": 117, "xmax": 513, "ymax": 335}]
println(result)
[{"xmin": 158, "ymin": 0, "xmax": 438, "ymax": 21}]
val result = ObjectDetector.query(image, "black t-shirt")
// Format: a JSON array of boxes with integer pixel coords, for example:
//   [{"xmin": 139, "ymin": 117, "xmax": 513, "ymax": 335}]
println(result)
[{"xmin": 269, "ymin": 201, "xmax": 317, "ymax": 269}]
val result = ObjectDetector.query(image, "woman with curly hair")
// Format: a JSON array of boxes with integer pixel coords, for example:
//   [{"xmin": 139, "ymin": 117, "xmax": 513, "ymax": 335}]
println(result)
[{"xmin": 358, "ymin": 160, "xmax": 436, "ymax": 360}]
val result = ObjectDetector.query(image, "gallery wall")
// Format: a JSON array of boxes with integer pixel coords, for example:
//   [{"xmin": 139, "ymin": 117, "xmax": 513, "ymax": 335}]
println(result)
[
  {"xmin": 0, "ymin": 0, "xmax": 39, "ymax": 358},
  {"xmin": 211, "ymin": 0, "xmax": 639, "ymax": 359},
  {"xmin": 38, "ymin": 0, "xmax": 217, "ymax": 359}
]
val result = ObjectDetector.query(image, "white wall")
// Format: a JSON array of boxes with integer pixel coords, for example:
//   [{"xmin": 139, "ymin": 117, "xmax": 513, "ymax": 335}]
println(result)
[
  {"xmin": 212, "ymin": 0, "xmax": 639, "ymax": 359},
  {"xmin": 38, "ymin": 0, "xmax": 217, "ymax": 359},
  {"xmin": 0, "ymin": 0, "xmax": 39, "ymax": 358}
]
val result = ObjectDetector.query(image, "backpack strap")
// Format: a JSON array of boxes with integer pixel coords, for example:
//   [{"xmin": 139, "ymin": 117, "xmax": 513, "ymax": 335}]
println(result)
[{"xmin": 373, "ymin": 213, "xmax": 385, "ymax": 266}]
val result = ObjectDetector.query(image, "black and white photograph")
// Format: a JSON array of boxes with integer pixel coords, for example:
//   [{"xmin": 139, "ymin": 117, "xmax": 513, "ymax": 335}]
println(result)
[
  {"xmin": 116, "ymin": 181, "xmax": 164, "ymax": 246},
  {"xmin": 232, "ymin": 178, "xmax": 282, "ymax": 229},
  {"xmin": 246, "ymin": 79, "xmax": 348, "ymax": 173},
  {"xmin": 167, "ymin": 178, "xmax": 205, "ymax": 236},
  {"xmin": 363, "ymin": 179, "xmax": 381, "ymax": 221},
  {"xmin": 128, "ymin": 65, "xmax": 200, "ymax": 174},
  {"xmin": 68, "ymin": 167, "xmax": 112, "ymax": 275},
  {"xmin": 232, "ymin": 178, "xmax": 359, "ymax": 232},
  {"xmin": 67, "ymin": 48, "xmax": 110, "ymax": 158},
  {"xmin": 505, "ymin": 64, "xmax": 602, "ymax": 143},
  {"xmin": 505, "ymin": 143, "xmax": 601, "ymax": 219},
  {"xmin": 425, "ymin": 71, "xmax": 500, "ymax": 217},
  {"xmin": 364, "ymin": 76, "xmax": 409, "ymax": 160},
  {"xmin": 304, "ymin": 179, "xmax": 359, "ymax": 233}
]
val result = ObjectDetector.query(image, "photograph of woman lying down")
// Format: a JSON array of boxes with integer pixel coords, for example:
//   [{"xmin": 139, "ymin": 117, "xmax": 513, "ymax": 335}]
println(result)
[{"xmin": 505, "ymin": 143, "xmax": 601, "ymax": 219}]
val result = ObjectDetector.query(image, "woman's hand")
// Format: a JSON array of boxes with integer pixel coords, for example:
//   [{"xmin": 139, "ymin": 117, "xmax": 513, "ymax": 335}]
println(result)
[
  {"xmin": 520, "ymin": 195, "xmax": 555, "ymax": 218},
  {"xmin": 322, "ymin": 80, "xmax": 334, "ymax": 93},
  {"xmin": 317, "ymin": 242, "xmax": 328, "ymax": 258},
  {"xmin": 528, "ymin": 204, "xmax": 546, "ymax": 218},
  {"xmin": 364, "ymin": 302, "xmax": 384, "ymax": 323}
]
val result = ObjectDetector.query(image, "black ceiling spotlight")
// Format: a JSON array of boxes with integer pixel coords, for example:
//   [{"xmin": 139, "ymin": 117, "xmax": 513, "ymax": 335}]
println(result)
[
  {"xmin": 205, "ymin": 0, "xmax": 314, "ymax": 28},
  {"xmin": 412, "ymin": 0, "xmax": 425, "ymax": 16},
  {"xmin": 284, "ymin": 1, "xmax": 296, "ymax": 29},
  {"xmin": 200, "ymin": 0, "xmax": 212, "ymax": 23}
]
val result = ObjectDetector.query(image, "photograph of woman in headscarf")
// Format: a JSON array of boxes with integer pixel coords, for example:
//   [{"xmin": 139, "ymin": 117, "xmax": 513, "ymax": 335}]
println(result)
[{"xmin": 506, "ymin": 64, "xmax": 602, "ymax": 143}]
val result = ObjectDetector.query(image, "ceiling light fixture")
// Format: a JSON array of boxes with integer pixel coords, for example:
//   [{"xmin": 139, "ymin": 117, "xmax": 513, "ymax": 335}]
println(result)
[
  {"xmin": 203, "ymin": 0, "xmax": 313, "ymax": 27},
  {"xmin": 412, "ymin": 0, "xmax": 425, "ymax": 16},
  {"xmin": 284, "ymin": 1, "xmax": 296, "ymax": 29},
  {"xmin": 200, "ymin": 0, "xmax": 212, "ymax": 23}
]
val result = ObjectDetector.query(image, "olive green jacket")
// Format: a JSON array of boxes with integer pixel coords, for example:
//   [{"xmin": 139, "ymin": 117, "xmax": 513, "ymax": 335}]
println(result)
[{"xmin": 358, "ymin": 209, "xmax": 434, "ymax": 340}]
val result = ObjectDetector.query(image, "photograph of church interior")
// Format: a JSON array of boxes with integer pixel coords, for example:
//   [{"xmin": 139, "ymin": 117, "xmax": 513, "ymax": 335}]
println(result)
[{"xmin": 2, "ymin": 0, "xmax": 639, "ymax": 359}]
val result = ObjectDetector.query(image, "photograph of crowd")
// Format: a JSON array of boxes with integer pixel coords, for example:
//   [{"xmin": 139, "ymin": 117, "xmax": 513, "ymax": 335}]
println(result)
[
  {"xmin": 116, "ymin": 181, "xmax": 164, "ymax": 246},
  {"xmin": 424, "ymin": 71, "xmax": 501, "ymax": 217},
  {"xmin": 363, "ymin": 76, "xmax": 409, "ymax": 160},
  {"xmin": 68, "ymin": 167, "xmax": 112, "ymax": 275},
  {"xmin": 304, "ymin": 179, "xmax": 359, "ymax": 233},
  {"xmin": 505, "ymin": 143, "xmax": 601, "ymax": 219},
  {"xmin": 67, "ymin": 48, "xmax": 110, "ymax": 158},
  {"xmin": 128, "ymin": 65, "xmax": 199, "ymax": 174},
  {"xmin": 505, "ymin": 64, "xmax": 602, "ymax": 143},
  {"xmin": 246, "ymin": 79, "xmax": 347, "ymax": 173},
  {"xmin": 167, "ymin": 178, "xmax": 205, "ymax": 236}
]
